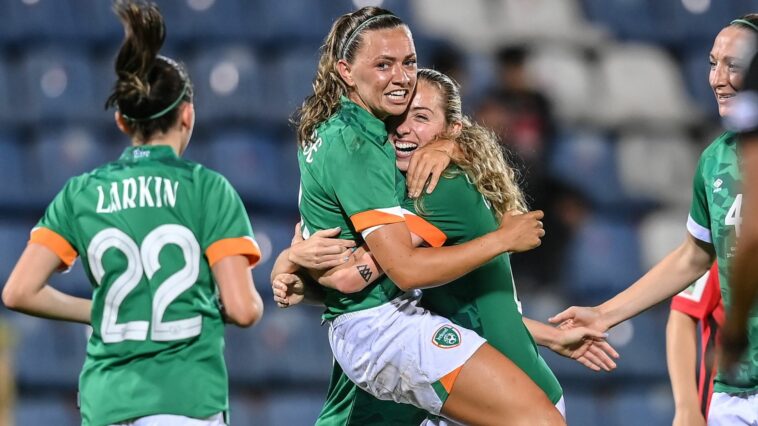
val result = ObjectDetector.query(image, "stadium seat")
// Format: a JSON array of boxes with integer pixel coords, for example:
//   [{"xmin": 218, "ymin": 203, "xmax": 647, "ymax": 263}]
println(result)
[
  {"xmin": 411, "ymin": 0, "xmax": 493, "ymax": 51},
  {"xmin": 225, "ymin": 307, "xmax": 331, "ymax": 385},
  {"xmin": 527, "ymin": 47, "xmax": 594, "ymax": 124},
  {"xmin": 205, "ymin": 130, "xmax": 293, "ymax": 205},
  {"xmin": 616, "ymin": 130, "xmax": 699, "ymax": 206},
  {"xmin": 15, "ymin": 395, "xmax": 80, "ymax": 426},
  {"xmin": 496, "ymin": 0, "xmax": 605, "ymax": 47},
  {"xmin": 47, "ymin": 261, "xmax": 92, "ymax": 299},
  {"xmin": 8, "ymin": 312, "xmax": 88, "ymax": 387},
  {"xmin": 0, "ymin": 132, "xmax": 30, "ymax": 206},
  {"xmin": 29, "ymin": 126, "xmax": 111, "ymax": 201},
  {"xmin": 581, "ymin": 0, "xmax": 676, "ymax": 44},
  {"xmin": 562, "ymin": 215, "xmax": 643, "ymax": 303},
  {"xmin": 562, "ymin": 389, "xmax": 605, "ymax": 426},
  {"xmin": 548, "ymin": 131, "xmax": 625, "ymax": 207},
  {"xmin": 18, "ymin": 47, "xmax": 99, "ymax": 123},
  {"xmin": 2, "ymin": 0, "xmax": 111, "ymax": 44},
  {"xmin": 607, "ymin": 308, "xmax": 669, "ymax": 377},
  {"xmin": 607, "ymin": 385, "xmax": 674, "ymax": 426},
  {"xmin": 0, "ymin": 57, "xmax": 14, "ymax": 124},
  {"xmin": 259, "ymin": 391, "xmax": 328, "ymax": 426},
  {"xmin": 152, "ymin": 0, "xmax": 252, "ymax": 42},
  {"xmin": 189, "ymin": 46, "xmax": 265, "ymax": 124},
  {"xmin": 247, "ymin": 215, "xmax": 301, "ymax": 293},
  {"xmin": 0, "ymin": 221, "xmax": 33, "ymax": 281},
  {"xmin": 592, "ymin": 43, "xmax": 699, "ymax": 129},
  {"xmin": 670, "ymin": 0, "xmax": 734, "ymax": 48},
  {"xmin": 246, "ymin": 0, "xmax": 348, "ymax": 45},
  {"xmin": 263, "ymin": 48, "xmax": 320, "ymax": 122},
  {"xmin": 639, "ymin": 209, "xmax": 690, "ymax": 270}
]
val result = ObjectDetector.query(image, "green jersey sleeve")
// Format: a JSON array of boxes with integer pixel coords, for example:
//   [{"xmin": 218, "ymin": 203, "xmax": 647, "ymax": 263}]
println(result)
[
  {"xmin": 199, "ymin": 170, "xmax": 260, "ymax": 267},
  {"xmin": 688, "ymin": 152, "xmax": 712, "ymax": 243},
  {"xmin": 328, "ymin": 135, "xmax": 405, "ymax": 234},
  {"xmin": 30, "ymin": 179, "xmax": 79, "ymax": 271}
]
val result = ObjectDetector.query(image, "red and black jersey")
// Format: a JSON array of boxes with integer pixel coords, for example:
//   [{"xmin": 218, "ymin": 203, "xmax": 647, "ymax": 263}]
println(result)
[{"xmin": 671, "ymin": 262, "xmax": 723, "ymax": 417}]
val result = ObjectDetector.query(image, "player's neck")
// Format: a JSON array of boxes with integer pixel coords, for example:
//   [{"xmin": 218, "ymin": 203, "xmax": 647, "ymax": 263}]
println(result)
[{"xmin": 134, "ymin": 131, "xmax": 185, "ymax": 157}]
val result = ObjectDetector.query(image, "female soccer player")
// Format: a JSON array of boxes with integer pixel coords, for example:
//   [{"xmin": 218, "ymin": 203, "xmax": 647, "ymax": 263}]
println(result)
[
  {"xmin": 550, "ymin": 15, "xmax": 758, "ymax": 425},
  {"xmin": 1, "ymin": 2, "xmax": 263, "ymax": 425},
  {"xmin": 277, "ymin": 68, "xmax": 618, "ymax": 425},
  {"xmin": 291, "ymin": 6, "xmax": 564, "ymax": 425}
]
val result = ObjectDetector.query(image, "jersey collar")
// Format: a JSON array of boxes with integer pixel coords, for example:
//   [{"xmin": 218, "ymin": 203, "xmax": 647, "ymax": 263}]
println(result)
[
  {"xmin": 119, "ymin": 145, "xmax": 179, "ymax": 162},
  {"xmin": 339, "ymin": 96, "xmax": 388, "ymax": 146}
]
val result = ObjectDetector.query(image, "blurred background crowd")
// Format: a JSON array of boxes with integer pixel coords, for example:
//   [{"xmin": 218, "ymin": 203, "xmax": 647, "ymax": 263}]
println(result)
[{"xmin": 0, "ymin": 0, "xmax": 755, "ymax": 424}]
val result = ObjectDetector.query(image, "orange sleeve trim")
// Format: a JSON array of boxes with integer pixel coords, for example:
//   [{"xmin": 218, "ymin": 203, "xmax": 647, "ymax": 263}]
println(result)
[
  {"xmin": 404, "ymin": 214, "xmax": 447, "ymax": 248},
  {"xmin": 207, "ymin": 237, "xmax": 261, "ymax": 268},
  {"xmin": 351, "ymin": 210, "xmax": 405, "ymax": 232},
  {"xmin": 440, "ymin": 365, "xmax": 463, "ymax": 394},
  {"xmin": 29, "ymin": 227, "xmax": 77, "ymax": 268}
]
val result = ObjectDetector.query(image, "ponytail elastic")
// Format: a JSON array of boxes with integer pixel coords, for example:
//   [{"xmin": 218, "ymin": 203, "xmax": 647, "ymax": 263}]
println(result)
[{"xmin": 731, "ymin": 19, "xmax": 758, "ymax": 33}]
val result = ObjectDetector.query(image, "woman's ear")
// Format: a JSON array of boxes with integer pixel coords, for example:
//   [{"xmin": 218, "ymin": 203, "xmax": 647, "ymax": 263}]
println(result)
[
  {"xmin": 115, "ymin": 111, "xmax": 130, "ymax": 135},
  {"xmin": 180, "ymin": 102, "xmax": 195, "ymax": 130},
  {"xmin": 449, "ymin": 120, "xmax": 463, "ymax": 137},
  {"xmin": 336, "ymin": 59, "xmax": 355, "ymax": 88}
]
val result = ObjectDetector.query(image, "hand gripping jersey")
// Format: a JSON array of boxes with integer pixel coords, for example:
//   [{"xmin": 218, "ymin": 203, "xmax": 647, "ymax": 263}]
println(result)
[
  {"xmin": 671, "ymin": 262, "xmax": 723, "ymax": 416},
  {"xmin": 407, "ymin": 167, "xmax": 563, "ymax": 405},
  {"xmin": 297, "ymin": 97, "xmax": 405, "ymax": 321},
  {"xmin": 687, "ymin": 131, "xmax": 758, "ymax": 393},
  {"xmin": 29, "ymin": 145, "xmax": 260, "ymax": 426}
]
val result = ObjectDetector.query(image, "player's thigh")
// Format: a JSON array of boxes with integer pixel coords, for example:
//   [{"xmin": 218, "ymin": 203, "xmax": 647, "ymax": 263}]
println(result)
[
  {"xmin": 423, "ymin": 395, "xmax": 566, "ymax": 426},
  {"xmin": 707, "ymin": 392, "xmax": 758, "ymax": 425},
  {"xmin": 112, "ymin": 412, "xmax": 226, "ymax": 426},
  {"xmin": 440, "ymin": 344, "xmax": 564, "ymax": 426}
]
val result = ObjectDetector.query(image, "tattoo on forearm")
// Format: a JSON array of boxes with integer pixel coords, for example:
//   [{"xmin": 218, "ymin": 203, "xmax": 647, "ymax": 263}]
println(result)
[{"xmin": 357, "ymin": 264, "xmax": 372, "ymax": 283}]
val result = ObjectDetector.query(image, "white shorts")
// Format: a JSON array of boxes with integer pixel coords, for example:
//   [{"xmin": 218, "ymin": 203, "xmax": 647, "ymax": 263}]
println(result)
[
  {"xmin": 708, "ymin": 392, "xmax": 758, "ymax": 425},
  {"xmin": 420, "ymin": 396, "xmax": 566, "ymax": 425},
  {"xmin": 327, "ymin": 292, "xmax": 487, "ymax": 416},
  {"xmin": 111, "ymin": 412, "xmax": 226, "ymax": 426}
]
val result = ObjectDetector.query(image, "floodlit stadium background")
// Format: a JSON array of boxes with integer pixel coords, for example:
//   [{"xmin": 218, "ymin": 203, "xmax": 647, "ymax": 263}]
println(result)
[{"xmin": 0, "ymin": 0, "xmax": 754, "ymax": 424}]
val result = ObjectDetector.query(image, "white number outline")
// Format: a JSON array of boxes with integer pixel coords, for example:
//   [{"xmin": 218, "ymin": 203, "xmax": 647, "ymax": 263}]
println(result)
[{"xmin": 88, "ymin": 225, "xmax": 201, "ymax": 344}]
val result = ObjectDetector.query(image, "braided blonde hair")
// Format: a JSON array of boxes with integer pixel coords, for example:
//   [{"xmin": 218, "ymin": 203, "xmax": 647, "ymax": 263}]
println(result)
[{"xmin": 416, "ymin": 68, "xmax": 527, "ymax": 220}]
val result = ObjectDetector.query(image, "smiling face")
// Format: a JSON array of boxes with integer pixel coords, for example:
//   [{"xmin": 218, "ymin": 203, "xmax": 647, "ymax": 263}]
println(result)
[
  {"xmin": 710, "ymin": 25, "xmax": 757, "ymax": 117},
  {"xmin": 338, "ymin": 26, "xmax": 417, "ymax": 120},
  {"xmin": 389, "ymin": 80, "xmax": 448, "ymax": 171}
]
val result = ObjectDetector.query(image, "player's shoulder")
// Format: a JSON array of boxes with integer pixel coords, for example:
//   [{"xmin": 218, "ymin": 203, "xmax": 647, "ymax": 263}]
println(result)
[
  {"xmin": 702, "ymin": 131, "xmax": 736, "ymax": 157},
  {"xmin": 423, "ymin": 167, "xmax": 480, "ymax": 209}
]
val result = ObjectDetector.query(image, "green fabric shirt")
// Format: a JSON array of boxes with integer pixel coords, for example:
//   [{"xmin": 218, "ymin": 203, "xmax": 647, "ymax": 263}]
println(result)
[
  {"xmin": 316, "ymin": 169, "xmax": 563, "ymax": 425},
  {"xmin": 298, "ymin": 97, "xmax": 405, "ymax": 320},
  {"xmin": 688, "ymin": 131, "xmax": 758, "ymax": 394},
  {"xmin": 32, "ymin": 145, "xmax": 259, "ymax": 425},
  {"xmin": 409, "ymin": 168, "xmax": 563, "ymax": 404}
]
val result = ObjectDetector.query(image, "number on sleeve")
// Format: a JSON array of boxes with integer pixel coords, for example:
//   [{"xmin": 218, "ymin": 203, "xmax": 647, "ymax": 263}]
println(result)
[{"xmin": 725, "ymin": 194, "xmax": 743, "ymax": 237}]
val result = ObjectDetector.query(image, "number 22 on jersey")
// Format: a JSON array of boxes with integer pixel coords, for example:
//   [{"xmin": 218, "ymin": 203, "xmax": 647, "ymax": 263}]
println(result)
[{"xmin": 87, "ymin": 224, "xmax": 201, "ymax": 344}]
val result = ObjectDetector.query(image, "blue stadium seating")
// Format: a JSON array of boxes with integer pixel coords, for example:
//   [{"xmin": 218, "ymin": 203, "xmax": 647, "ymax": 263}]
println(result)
[
  {"xmin": 549, "ymin": 131, "xmax": 625, "ymax": 208},
  {"xmin": 0, "ymin": 0, "xmax": 111, "ymax": 44},
  {"xmin": 247, "ymin": 215, "xmax": 301, "ymax": 294},
  {"xmin": 265, "ymin": 48, "xmax": 320, "ymax": 122},
  {"xmin": 206, "ymin": 130, "xmax": 293, "ymax": 205},
  {"xmin": 225, "ymin": 306, "xmax": 331, "ymax": 385},
  {"xmin": 18, "ymin": 47, "xmax": 99, "ymax": 123},
  {"xmin": 153, "ymin": 0, "xmax": 253, "ymax": 42},
  {"xmin": 8, "ymin": 312, "xmax": 88, "ymax": 387},
  {"xmin": 562, "ymin": 215, "xmax": 643, "ymax": 304},
  {"xmin": 581, "ymin": 0, "xmax": 676, "ymax": 44},
  {"xmin": 682, "ymin": 45, "xmax": 720, "ymax": 119},
  {"xmin": 15, "ymin": 395, "xmax": 80, "ymax": 426},
  {"xmin": 0, "ymin": 221, "xmax": 33, "ymax": 280},
  {"xmin": 0, "ymin": 132, "xmax": 29, "ymax": 206},
  {"xmin": 0, "ymin": 58, "xmax": 13, "ymax": 124},
  {"xmin": 189, "ymin": 46, "xmax": 265, "ymax": 124},
  {"xmin": 562, "ymin": 389, "xmax": 604, "ymax": 426},
  {"xmin": 29, "ymin": 126, "xmax": 111, "ymax": 201},
  {"xmin": 607, "ymin": 386, "xmax": 674, "ymax": 426}
]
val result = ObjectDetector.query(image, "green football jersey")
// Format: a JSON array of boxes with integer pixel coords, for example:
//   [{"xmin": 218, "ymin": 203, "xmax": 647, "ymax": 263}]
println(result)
[
  {"xmin": 687, "ymin": 131, "xmax": 758, "ymax": 393},
  {"xmin": 30, "ymin": 145, "xmax": 261, "ymax": 426},
  {"xmin": 298, "ymin": 97, "xmax": 405, "ymax": 320},
  {"xmin": 408, "ymin": 168, "xmax": 563, "ymax": 404}
]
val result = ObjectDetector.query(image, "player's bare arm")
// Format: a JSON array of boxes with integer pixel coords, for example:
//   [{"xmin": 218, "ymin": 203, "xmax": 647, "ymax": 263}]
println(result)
[
  {"xmin": 2, "ymin": 243, "xmax": 91, "ymax": 324},
  {"xmin": 550, "ymin": 233, "xmax": 715, "ymax": 331}
]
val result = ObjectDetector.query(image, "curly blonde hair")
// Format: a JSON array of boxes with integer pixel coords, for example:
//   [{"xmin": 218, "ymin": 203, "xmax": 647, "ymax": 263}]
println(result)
[
  {"xmin": 292, "ymin": 7, "xmax": 407, "ymax": 148},
  {"xmin": 416, "ymin": 68, "xmax": 527, "ymax": 220}
]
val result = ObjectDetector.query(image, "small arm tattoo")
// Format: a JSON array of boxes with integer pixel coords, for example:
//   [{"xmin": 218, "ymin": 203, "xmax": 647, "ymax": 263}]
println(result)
[{"xmin": 357, "ymin": 264, "xmax": 372, "ymax": 283}]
